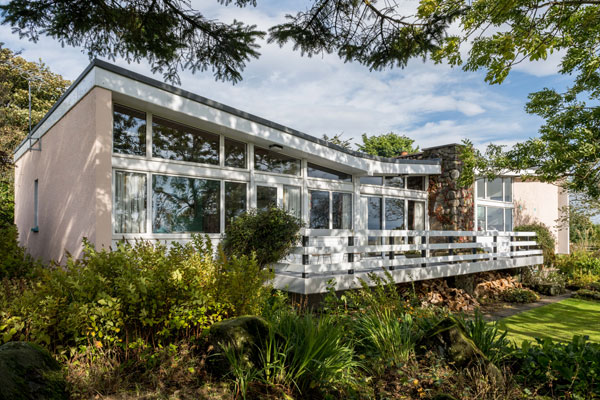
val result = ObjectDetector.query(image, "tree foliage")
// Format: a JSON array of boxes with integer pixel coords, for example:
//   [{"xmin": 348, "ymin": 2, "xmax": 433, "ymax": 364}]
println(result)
[
  {"xmin": 322, "ymin": 133, "xmax": 353, "ymax": 150},
  {"xmin": 357, "ymin": 132, "xmax": 419, "ymax": 158}
]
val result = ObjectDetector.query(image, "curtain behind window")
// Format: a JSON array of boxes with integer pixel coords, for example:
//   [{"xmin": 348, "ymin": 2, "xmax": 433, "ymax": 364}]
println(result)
[{"xmin": 115, "ymin": 171, "xmax": 147, "ymax": 233}]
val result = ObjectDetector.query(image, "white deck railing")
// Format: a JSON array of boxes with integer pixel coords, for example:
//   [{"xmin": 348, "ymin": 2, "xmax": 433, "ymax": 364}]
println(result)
[{"xmin": 273, "ymin": 230, "xmax": 543, "ymax": 294}]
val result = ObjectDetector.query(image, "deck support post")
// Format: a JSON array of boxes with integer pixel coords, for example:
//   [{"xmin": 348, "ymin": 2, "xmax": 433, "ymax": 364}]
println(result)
[
  {"xmin": 421, "ymin": 235, "xmax": 427, "ymax": 268},
  {"xmin": 302, "ymin": 235, "xmax": 309, "ymax": 278}
]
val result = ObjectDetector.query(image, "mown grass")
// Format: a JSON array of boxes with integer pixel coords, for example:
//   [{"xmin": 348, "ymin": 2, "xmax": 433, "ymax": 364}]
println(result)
[{"xmin": 497, "ymin": 298, "xmax": 600, "ymax": 344}]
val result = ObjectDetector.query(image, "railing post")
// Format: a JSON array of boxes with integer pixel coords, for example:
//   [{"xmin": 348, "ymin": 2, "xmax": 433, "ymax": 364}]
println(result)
[
  {"xmin": 510, "ymin": 233, "xmax": 515, "ymax": 258},
  {"xmin": 448, "ymin": 235, "xmax": 454, "ymax": 256},
  {"xmin": 348, "ymin": 236, "xmax": 355, "ymax": 274},
  {"xmin": 493, "ymin": 234, "xmax": 497, "ymax": 261},
  {"xmin": 302, "ymin": 235, "xmax": 309, "ymax": 278},
  {"xmin": 388, "ymin": 236, "xmax": 395, "ymax": 260},
  {"xmin": 472, "ymin": 235, "xmax": 477, "ymax": 255},
  {"xmin": 421, "ymin": 235, "xmax": 427, "ymax": 268}
]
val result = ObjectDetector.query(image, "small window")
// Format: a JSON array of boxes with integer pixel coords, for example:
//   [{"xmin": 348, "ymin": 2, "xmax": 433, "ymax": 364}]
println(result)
[
  {"xmin": 257, "ymin": 186, "xmax": 277, "ymax": 210},
  {"xmin": 367, "ymin": 196, "xmax": 382, "ymax": 230},
  {"xmin": 307, "ymin": 163, "xmax": 352, "ymax": 182},
  {"xmin": 283, "ymin": 186, "xmax": 301, "ymax": 219},
  {"xmin": 113, "ymin": 104, "xmax": 146, "ymax": 156},
  {"xmin": 408, "ymin": 200, "xmax": 425, "ymax": 230},
  {"xmin": 504, "ymin": 208, "xmax": 513, "ymax": 231},
  {"xmin": 152, "ymin": 174, "xmax": 220, "ymax": 233},
  {"xmin": 114, "ymin": 171, "xmax": 147, "ymax": 233},
  {"xmin": 360, "ymin": 176, "xmax": 383, "ymax": 185},
  {"xmin": 504, "ymin": 178, "xmax": 513, "ymax": 202},
  {"xmin": 407, "ymin": 176, "xmax": 425, "ymax": 191},
  {"xmin": 224, "ymin": 138, "xmax": 247, "ymax": 168},
  {"xmin": 384, "ymin": 176, "xmax": 404, "ymax": 188},
  {"xmin": 487, "ymin": 178, "xmax": 503, "ymax": 201},
  {"xmin": 476, "ymin": 179, "xmax": 485, "ymax": 199},
  {"xmin": 486, "ymin": 206, "xmax": 504, "ymax": 231},
  {"xmin": 385, "ymin": 198, "xmax": 404, "ymax": 230},
  {"xmin": 309, "ymin": 190, "xmax": 330, "ymax": 229},
  {"xmin": 152, "ymin": 116, "xmax": 219, "ymax": 165},
  {"xmin": 225, "ymin": 182, "xmax": 246, "ymax": 229},
  {"xmin": 477, "ymin": 205, "xmax": 486, "ymax": 231},
  {"xmin": 254, "ymin": 147, "xmax": 300, "ymax": 175},
  {"xmin": 332, "ymin": 192, "xmax": 352, "ymax": 229}
]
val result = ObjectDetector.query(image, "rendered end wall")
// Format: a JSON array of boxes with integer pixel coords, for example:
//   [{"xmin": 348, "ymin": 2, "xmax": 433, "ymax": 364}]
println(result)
[
  {"xmin": 14, "ymin": 87, "xmax": 113, "ymax": 263},
  {"xmin": 513, "ymin": 178, "xmax": 569, "ymax": 254}
]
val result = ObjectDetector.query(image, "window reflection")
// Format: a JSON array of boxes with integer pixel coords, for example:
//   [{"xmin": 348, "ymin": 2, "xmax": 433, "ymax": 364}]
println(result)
[
  {"xmin": 225, "ymin": 182, "xmax": 246, "ymax": 229},
  {"xmin": 360, "ymin": 176, "xmax": 383, "ymax": 185},
  {"xmin": 385, "ymin": 176, "xmax": 405, "ymax": 188},
  {"xmin": 254, "ymin": 147, "xmax": 300, "ymax": 175},
  {"xmin": 225, "ymin": 138, "xmax": 246, "ymax": 168},
  {"xmin": 113, "ymin": 104, "xmax": 146, "ymax": 156},
  {"xmin": 257, "ymin": 186, "xmax": 277, "ymax": 210},
  {"xmin": 406, "ymin": 176, "xmax": 425, "ymax": 191},
  {"xmin": 332, "ymin": 192, "xmax": 352, "ymax": 229},
  {"xmin": 152, "ymin": 175, "xmax": 220, "ymax": 233},
  {"xmin": 307, "ymin": 163, "xmax": 352, "ymax": 182},
  {"xmin": 152, "ymin": 116, "xmax": 219, "ymax": 165},
  {"xmin": 385, "ymin": 198, "xmax": 404, "ymax": 230},
  {"xmin": 310, "ymin": 191, "xmax": 330, "ymax": 229}
]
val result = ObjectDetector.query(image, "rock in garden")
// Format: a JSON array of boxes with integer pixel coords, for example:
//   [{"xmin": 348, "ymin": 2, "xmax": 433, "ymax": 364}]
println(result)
[
  {"xmin": 0, "ymin": 341, "xmax": 67, "ymax": 400},
  {"xmin": 206, "ymin": 316, "xmax": 271, "ymax": 377}
]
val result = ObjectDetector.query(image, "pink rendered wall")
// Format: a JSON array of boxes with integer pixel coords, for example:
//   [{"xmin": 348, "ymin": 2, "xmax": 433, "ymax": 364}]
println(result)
[
  {"xmin": 513, "ymin": 178, "xmax": 569, "ymax": 254},
  {"xmin": 14, "ymin": 87, "xmax": 113, "ymax": 263}
]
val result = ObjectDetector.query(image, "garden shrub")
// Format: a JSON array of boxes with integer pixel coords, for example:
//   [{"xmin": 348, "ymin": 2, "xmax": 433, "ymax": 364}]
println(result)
[
  {"xmin": 501, "ymin": 287, "xmax": 539, "ymax": 303},
  {"xmin": 521, "ymin": 267, "xmax": 566, "ymax": 295},
  {"xmin": 0, "ymin": 225, "xmax": 39, "ymax": 279},
  {"xmin": 556, "ymin": 250, "xmax": 600, "ymax": 288},
  {"xmin": 511, "ymin": 336, "xmax": 600, "ymax": 398},
  {"xmin": 574, "ymin": 288, "xmax": 600, "ymax": 301},
  {"xmin": 459, "ymin": 311, "xmax": 511, "ymax": 364},
  {"xmin": 222, "ymin": 206, "xmax": 303, "ymax": 268},
  {"xmin": 515, "ymin": 223, "xmax": 556, "ymax": 266},
  {"xmin": 0, "ymin": 235, "xmax": 271, "ymax": 353}
]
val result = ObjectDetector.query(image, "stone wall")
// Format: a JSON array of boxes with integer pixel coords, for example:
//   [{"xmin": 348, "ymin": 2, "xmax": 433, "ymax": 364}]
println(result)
[{"xmin": 407, "ymin": 144, "xmax": 474, "ymax": 231}]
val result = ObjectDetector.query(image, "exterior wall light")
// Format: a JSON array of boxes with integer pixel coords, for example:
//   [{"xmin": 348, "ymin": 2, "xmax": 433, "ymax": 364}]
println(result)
[{"xmin": 269, "ymin": 144, "xmax": 283, "ymax": 151}]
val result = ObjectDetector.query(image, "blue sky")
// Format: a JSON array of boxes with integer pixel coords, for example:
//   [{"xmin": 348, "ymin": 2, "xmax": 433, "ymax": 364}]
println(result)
[{"xmin": 0, "ymin": 1, "xmax": 572, "ymax": 150}]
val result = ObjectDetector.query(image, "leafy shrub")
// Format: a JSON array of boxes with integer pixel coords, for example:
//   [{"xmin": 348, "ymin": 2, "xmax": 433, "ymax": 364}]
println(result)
[
  {"xmin": 511, "ymin": 336, "xmax": 600, "ymax": 398},
  {"xmin": 0, "ymin": 225, "xmax": 39, "ymax": 279},
  {"xmin": 0, "ymin": 236, "xmax": 271, "ymax": 353},
  {"xmin": 460, "ymin": 311, "xmax": 511, "ymax": 364},
  {"xmin": 556, "ymin": 250, "xmax": 600, "ymax": 289},
  {"xmin": 222, "ymin": 206, "xmax": 303, "ymax": 268},
  {"xmin": 501, "ymin": 287, "xmax": 539, "ymax": 303},
  {"xmin": 515, "ymin": 223, "xmax": 556, "ymax": 266},
  {"xmin": 574, "ymin": 288, "xmax": 600, "ymax": 301},
  {"xmin": 521, "ymin": 267, "xmax": 566, "ymax": 295}
]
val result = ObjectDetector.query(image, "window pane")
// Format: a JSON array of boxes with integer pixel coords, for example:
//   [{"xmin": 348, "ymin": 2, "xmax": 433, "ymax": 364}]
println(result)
[
  {"xmin": 408, "ymin": 200, "xmax": 425, "ymax": 230},
  {"xmin": 367, "ymin": 197, "xmax": 382, "ymax": 230},
  {"xmin": 332, "ymin": 192, "xmax": 352, "ymax": 229},
  {"xmin": 257, "ymin": 186, "xmax": 277, "ymax": 210},
  {"xmin": 385, "ymin": 198, "xmax": 404, "ymax": 230},
  {"xmin": 486, "ymin": 206, "xmax": 504, "ymax": 231},
  {"xmin": 283, "ymin": 186, "xmax": 301, "ymax": 219},
  {"xmin": 225, "ymin": 182, "xmax": 246, "ymax": 229},
  {"xmin": 487, "ymin": 178, "xmax": 503, "ymax": 201},
  {"xmin": 114, "ymin": 171, "xmax": 147, "ymax": 233},
  {"xmin": 307, "ymin": 163, "xmax": 352, "ymax": 182},
  {"xmin": 504, "ymin": 178, "xmax": 512, "ymax": 202},
  {"xmin": 407, "ymin": 176, "xmax": 425, "ymax": 190},
  {"xmin": 152, "ymin": 116, "xmax": 219, "ymax": 165},
  {"xmin": 225, "ymin": 138, "xmax": 246, "ymax": 168},
  {"xmin": 477, "ymin": 205, "xmax": 486, "ymax": 231},
  {"xmin": 360, "ymin": 176, "xmax": 383, "ymax": 185},
  {"xmin": 254, "ymin": 147, "xmax": 300, "ymax": 175},
  {"xmin": 477, "ymin": 179, "xmax": 485, "ymax": 199},
  {"xmin": 505, "ymin": 208, "xmax": 513, "ymax": 231},
  {"xmin": 152, "ymin": 175, "xmax": 220, "ymax": 233},
  {"xmin": 385, "ymin": 176, "xmax": 405, "ymax": 188},
  {"xmin": 113, "ymin": 104, "xmax": 146, "ymax": 156},
  {"xmin": 309, "ymin": 190, "xmax": 330, "ymax": 229}
]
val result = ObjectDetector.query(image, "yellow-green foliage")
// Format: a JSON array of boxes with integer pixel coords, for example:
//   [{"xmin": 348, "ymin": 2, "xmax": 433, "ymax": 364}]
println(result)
[
  {"xmin": 0, "ymin": 235, "xmax": 271, "ymax": 353},
  {"xmin": 556, "ymin": 250, "xmax": 600, "ymax": 288}
]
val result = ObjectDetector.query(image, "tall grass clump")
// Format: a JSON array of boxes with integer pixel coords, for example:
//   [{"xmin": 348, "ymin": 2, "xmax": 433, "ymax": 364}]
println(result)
[{"xmin": 459, "ymin": 311, "xmax": 512, "ymax": 364}]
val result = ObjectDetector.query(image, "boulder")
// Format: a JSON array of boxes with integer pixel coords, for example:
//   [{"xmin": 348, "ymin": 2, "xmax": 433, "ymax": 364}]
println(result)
[
  {"xmin": 0, "ymin": 341, "xmax": 67, "ymax": 400},
  {"xmin": 206, "ymin": 316, "xmax": 271, "ymax": 377},
  {"xmin": 416, "ymin": 318, "xmax": 504, "ymax": 385}
]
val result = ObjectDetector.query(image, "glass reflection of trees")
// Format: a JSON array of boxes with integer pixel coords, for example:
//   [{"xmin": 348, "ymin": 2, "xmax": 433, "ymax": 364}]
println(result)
[
  {"xmin": 152, "ymin": 175, "xmax": 220, "ymax": 233},
  {"xmin": 254, "ymin": 147, "xmax": 300, "ymax": 175},
  {"xmin": 310, "ymin": 190, "xmax": 330, "ymax": 229},
  {"xmin": 152, "ymin": 116, "xmax": 219, "ymax": 165},
  {"xmin": 224, "ymin": 139, "xmax": 246, "ymax": 168},
  {"xmin": 385, "ymin": 198, "xmax": 405, "ymax": 230},
  {"xmin": 113, "ymin": 104, "xmax": 146, "ymax": 156},
  {"xmin": 332, "ymin": 192, "xmax": 352, "ymax": 229},
  {"xmin": 225, "ymin": 182, "xmax": 246, "ymax": 229}
]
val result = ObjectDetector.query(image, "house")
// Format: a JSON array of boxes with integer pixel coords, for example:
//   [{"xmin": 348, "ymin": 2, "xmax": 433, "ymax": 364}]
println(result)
[{"xmin": 13, "ymin": 60, "xmax": 560, "ymax": 294}]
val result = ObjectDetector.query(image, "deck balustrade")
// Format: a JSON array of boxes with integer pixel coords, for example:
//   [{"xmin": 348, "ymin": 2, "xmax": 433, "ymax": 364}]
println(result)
[{"xmin": 273, "ymin": 229, "xmax": 542, "ymax": 294}]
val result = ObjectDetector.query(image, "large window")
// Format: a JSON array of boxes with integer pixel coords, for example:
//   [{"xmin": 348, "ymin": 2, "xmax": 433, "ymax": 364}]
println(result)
[
  {"xmin": 254, "ymin": 147, "xmax": 300, "ymax": 175},
  {"xmin": 152, "ymin": 116, "xmax": 219, "ymax": 165},
  {"xmin": 114, "ymin": 171, "xmax": 147, "ymax": 233},
  {"xmin": 477, "ymin": 177, "xmax": 513, "ymax": 201},
  {"xmin": 408, "ymin": 200, "xmax": 425, "ymax": 230},
  {"xmin": 487, "ymin": 178, "xmax": 503, "ymax": 201},
  {"xmin": 385, "ymin": 198, "xmax": 404, "ymax": 230},
  {"xmin": 309, "ymin": 190, "xmax": 330, "ymax": 229},
  {"xmin": 283, "ymin": 186, "xmax": 301, "ymax": 219},
  {"xmin": 309, "ymin": 190, "xmax": 352, "ymax": 229},
  {"xmin": 366, "ymin": 197, "xmax": 382, "ymax": 230},
  {"xmin": 477, "ymin": 206, "xmax": 513, "ymax": 231},
  {"xmin": 332, "ymin": 192, "xmax": 352, "ymax": 229},
  {"xmin": 225, "ymin": 138, "xmax": 246, "ymax": 168},
  {"xmin": 225, "ymin": 182, "xmax": 246, "ymax": 229},
  {"xmin": 152, "ymin": 175, "xmax": 220, "ymax": 233},
  {"xmin": 307, "ymin": 163, "xmax": 352, "ymax": 182},
  {"xmin": 113, "ymin": 104, "xmax": 146, "ymax": 156}
]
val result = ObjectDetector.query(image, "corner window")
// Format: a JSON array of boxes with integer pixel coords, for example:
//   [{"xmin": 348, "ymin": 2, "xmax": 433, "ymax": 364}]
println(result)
[
  {"xmin": 224, "ymin": 138, "xmax": 247, "ymax": 168},
  {"xmin": 114, "ymin": 171, "xmax": 147, "ymax": 233},
  {"xmin": 254, "ymin": 147, "xmax": 300, "ymax": 175},
  {"xmin": 113, "ymin": 104, "xmax": 146, "ymax": 156},
  {"xmin": 152, "ymin": 174, "xmax": 220, "ymax": 233},
  {"xmin": 152, "ymin": 116, "xmax": 219, "ymax": 165},
  {"xmin": 307, "ymin": 163, "xmax": 352, "ymax": 182}
]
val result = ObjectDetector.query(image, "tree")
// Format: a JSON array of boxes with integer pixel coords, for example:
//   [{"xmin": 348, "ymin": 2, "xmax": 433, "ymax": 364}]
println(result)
[
  {"xmin": 322, "ymin": 133, "xmax": 353, "ymax": 150},
  {"xmin": 357, "ymin": 132, "xmax": 419, "ymax": 158},
  {"xmin": 0, "ymin": 44, "xmax": 70, "ymax": 227}
]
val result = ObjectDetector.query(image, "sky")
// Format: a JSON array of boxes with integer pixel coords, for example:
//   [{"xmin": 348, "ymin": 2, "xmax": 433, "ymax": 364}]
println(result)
[{"xmin": 0, "ymin": 0, "xmax": 573, "ymax": 151}]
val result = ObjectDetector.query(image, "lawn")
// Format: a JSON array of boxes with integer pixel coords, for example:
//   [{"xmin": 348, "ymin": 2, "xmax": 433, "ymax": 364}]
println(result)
[{"xmin": 497, "ymin": 298, "xmax": 600, "ymax": 344}]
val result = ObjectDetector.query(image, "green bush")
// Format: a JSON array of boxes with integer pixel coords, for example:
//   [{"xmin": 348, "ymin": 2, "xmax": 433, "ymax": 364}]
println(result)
[
  {"xmin": 511, "ymin": 336, "xmax": 600, "ymax": 398},
  {"xmin": 460, "ymin": 311, "xmax": 511, "ymax": 364},
  {"xmin": 222, "ymin": 206, "xmax": 303, "ymax": 268},
  {"xmin": 556, "ymin": 250, "xmax": 600, "ymax": 289},
  {"xmin": 515, "ymin": 223, "xmax": 556, "ymax": 266},
  {"xmin": 574, "ymin": 288, "xmax": 600, "ymax": 301},
  {"xmin": 0, "ymin": 225, "xmax": 39, "ymax": 279},
  {"xmin": 501, "ymin": 287, "xmax": 540, "ymax": 303},
  {"xmin": 0, "ymin": 236, "xmax": 271, "ymax": 353}
]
